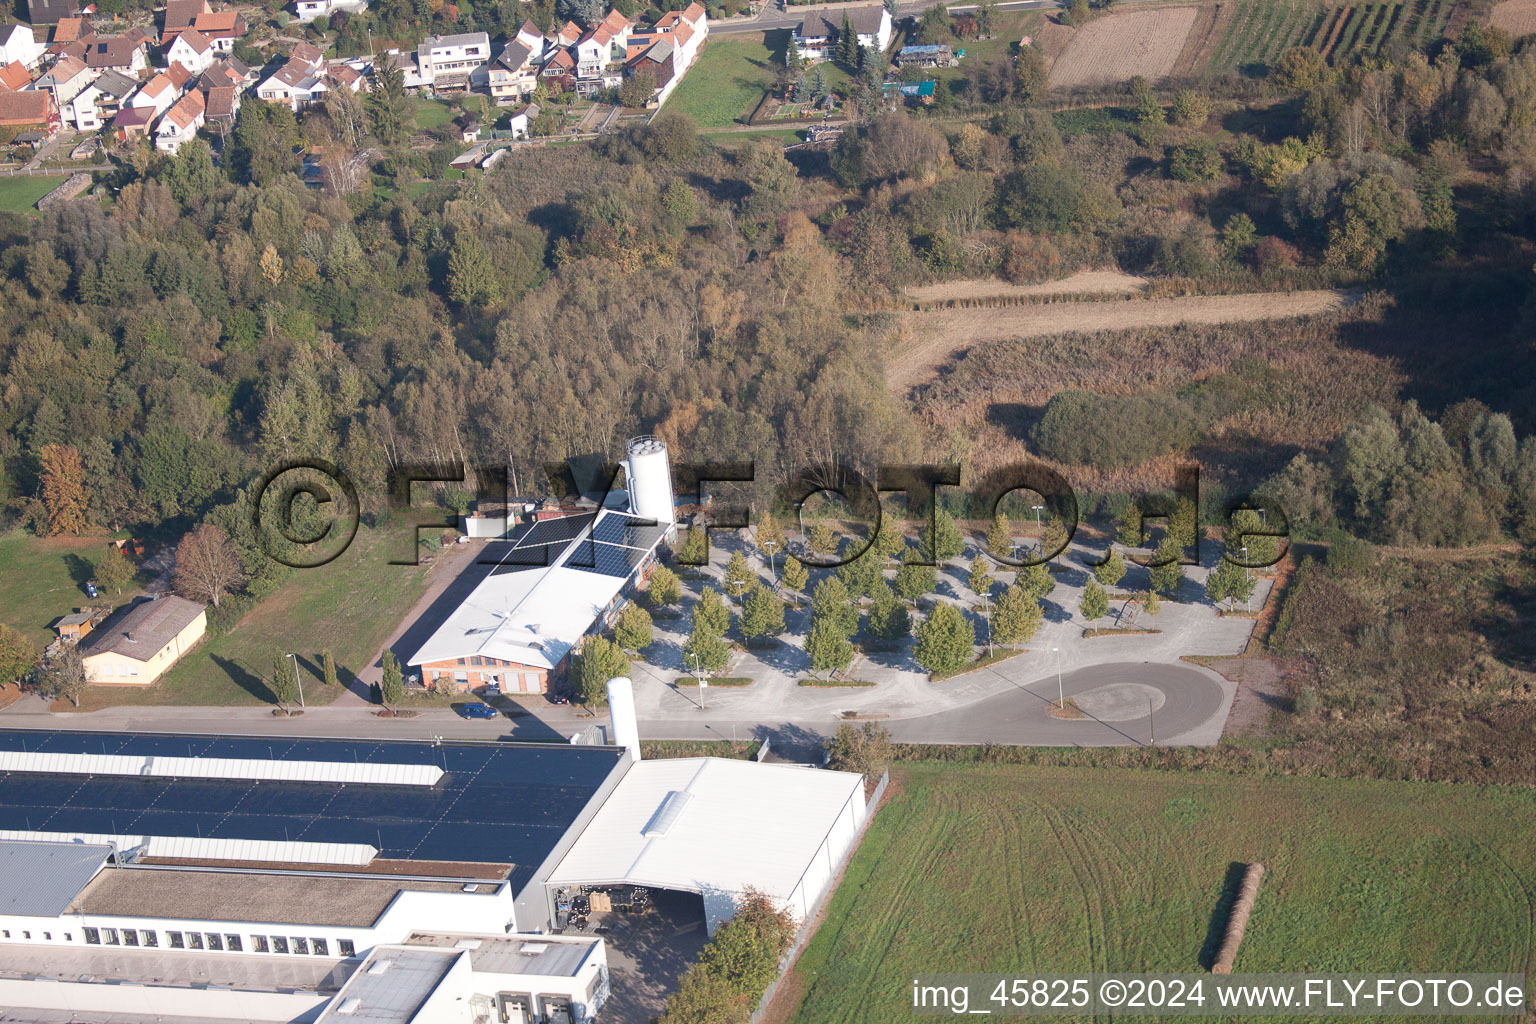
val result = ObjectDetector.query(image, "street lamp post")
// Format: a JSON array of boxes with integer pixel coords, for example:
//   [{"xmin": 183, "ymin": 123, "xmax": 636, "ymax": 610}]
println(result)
[
  {"xmin": 687, "ymin": 653, "xmax": 706, "ymax": 710},
  {"xmin": 982, "ymin": 593, "xmax": 993, "ymax": 657},
  {"xmin": 1052, "ymin": 645, "xmax": 1062, "ymax": 709},
  {"xmin": 798, "ymin": 507, "xmax": 807, "ymax": 554},
  {"xmin": 763, "ymin": 539, "xmax": 779, "ymax": 579},
  {"xmin": 288, "ymin": 653, "xmax": 305, "ymax": 709},
  {"xmin": 1242, "ymin": 544, "xmax": 1250, "ymax": 612},
  {"xmin": 1032, "ymin": 504, "xmax": 1045, "ymax": 554}
]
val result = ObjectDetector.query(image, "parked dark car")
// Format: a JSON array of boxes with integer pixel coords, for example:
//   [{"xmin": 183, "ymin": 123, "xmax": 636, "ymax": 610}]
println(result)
[
  {"xmin": 458, "ymin": 702, "xmax": 499, "ymax": 719},
  {"xmin": 546, "ymin": 690, "xmax": 571, "ymax": 705}
]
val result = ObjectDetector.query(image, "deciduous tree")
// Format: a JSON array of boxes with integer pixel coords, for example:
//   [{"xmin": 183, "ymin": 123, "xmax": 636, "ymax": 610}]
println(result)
[
  {"xmin": 38, "ymin": 444, "xmax": 88, "ymax": 537},
  {"xmin": 683, "ymin": 622, "xmax": 729, "ymax": 674},
  {"xmin": 96, "ymin": 546, "xmax": 134, "ymax": 595},
  {"xmin": 1081, "ymin": 578, "xmax": 1109, "ymax": 620},
  {"xmin": 1093, "ymin": 549, "xmax": 1127, "ymax": 588},
  {"xmin": 991, "ymin": 585, "xmax": 1042, "ymax": 643},
  {"xmin": 576, "ymin": 635, "xmax": 629, "ymax": 706},
  {"xmin": 39, "ymin": 645, "xmax": 87, "ymax": 708},
  {"xmin": 0, "ymin": 625, "xmax": 37, "ymax": 689},
  {"xmin": 739, "ymin": 582, "xmax": 786, "ymax": 643},
  {"xmin": 648, "ymin": 565, "xmax": 682, "ymax": 608},
  {"xmin": 914, "ymin": 601, "xmax": 975, "ymax": 675},
  {"xmin": 781, "ymin": 557, "xmax": 809, "ymax": 607},
  {"xmin": 615, "ymin": 602, "xmax": 654, "ymax": 651},
  {"xmin": 806, "ymin": 616, "xmax": 853, "ymax": 677},
  {"xmin": 172, "ymin": 523, "xmax": 245, "ymax": 608},
  {"xmin": 824, "ymin": 721, "xmax": 892, "ymax": 783},
  {"xmin": 693, "ymin": 586, "xmax": 731, "ymax": 636}
]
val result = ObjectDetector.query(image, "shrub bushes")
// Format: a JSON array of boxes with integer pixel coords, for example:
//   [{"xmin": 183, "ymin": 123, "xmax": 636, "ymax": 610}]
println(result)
[{"xmin": 1031, "ymin": 389, "xmax": 1201, "ymax": 470}]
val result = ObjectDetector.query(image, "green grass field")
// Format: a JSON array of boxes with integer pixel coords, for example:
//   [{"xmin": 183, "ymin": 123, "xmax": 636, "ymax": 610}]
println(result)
[
  {"xmin": 0, "ymin": 175, "xmax": 67, "ymax": 214},
  {"xmin": 412, "ymin": 97, "xmax": 459, "ymax": 129},
  {"xmin": 0, "ymin": 531, "xmax": 147, "ymax": 650},
  {"xmin": 1207, "ymin": 0, "xmax": 1457, "ymax": 73},
  {"xmin": 667, "ymin": 31, "xmax": 784, "ymax": 127},
  {"xmin": 66, "ymin": 527, "xmax": 433, "ymax": 709},
  {"xmin": 787, "ymin": 764, "xmax": 1536, "ymax": 1022}
]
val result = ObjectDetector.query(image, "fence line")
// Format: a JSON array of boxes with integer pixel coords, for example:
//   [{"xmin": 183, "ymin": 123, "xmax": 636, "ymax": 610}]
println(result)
[{"xmin": 748, "ymin": 768, "xmax": 891, "ymax": 1023}]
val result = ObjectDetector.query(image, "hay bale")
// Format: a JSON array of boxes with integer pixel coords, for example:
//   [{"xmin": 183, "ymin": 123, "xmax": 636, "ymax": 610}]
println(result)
[{"xmin": 1211, "ymin": 862, "xmax": 1264, "ymax": 974}]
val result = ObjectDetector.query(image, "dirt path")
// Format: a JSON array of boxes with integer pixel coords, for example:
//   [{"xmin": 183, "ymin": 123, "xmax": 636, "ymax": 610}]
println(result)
[
  {"xmin": 904, "ymin": 269, "xmax": 1148, "ymax": 303},
  {"xmin": 888, "ymin": 288, "xmax": 1357, "ymax": 395}
]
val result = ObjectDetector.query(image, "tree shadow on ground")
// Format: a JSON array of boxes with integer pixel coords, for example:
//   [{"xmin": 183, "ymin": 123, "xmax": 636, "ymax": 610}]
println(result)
[
  {"xmin": 210, "ymin": 653, "xmax": 278, "ymax": 704},
  {"xmin": 1199, "ymin": 861, "xmax": 1251, "ymax": 970}
]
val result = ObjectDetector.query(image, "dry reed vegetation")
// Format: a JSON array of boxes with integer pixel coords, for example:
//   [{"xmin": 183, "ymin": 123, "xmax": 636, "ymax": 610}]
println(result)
[{"xmin": 901, "ymin": 293, "xmax": 1400, "ymax": 493}]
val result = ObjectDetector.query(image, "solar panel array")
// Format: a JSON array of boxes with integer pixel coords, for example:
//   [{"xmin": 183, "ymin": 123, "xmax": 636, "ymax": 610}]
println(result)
[
  {"xmin": 485, "ymin": 511, "xmax": 667, "ymax": 581},
  {"xmin": 0, "ymin": 731, "xmax": 625, "ymax": 890}
]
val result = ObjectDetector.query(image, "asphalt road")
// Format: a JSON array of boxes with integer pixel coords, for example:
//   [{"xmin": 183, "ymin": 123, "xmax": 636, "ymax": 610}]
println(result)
[
  {"xmin": 0, "ymin": 662, "xmax": 1231, "ymax": 758},
  {"xmin": 712, "ymin": 0, "xmax": 1061, "ymax": 35}
]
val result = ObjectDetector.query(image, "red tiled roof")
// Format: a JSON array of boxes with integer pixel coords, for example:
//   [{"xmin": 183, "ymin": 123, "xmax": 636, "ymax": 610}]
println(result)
[
  {"xmin": 0, "ymin": 89, "xmax": 53, "ymax": 125},
  {"xmin": 0, "ymin": 61, "xmax": 30, "ymax": 91},
  {"xmin": 163, "ymin": 0, "xmax": 208, "ymax": 33},
  {"xmin": 163, "ymin": 87, "xmax": 203, "ymax": 127},
  {"xmin": 204, "ymin": 84, "xmax": 235, "ymax": 117},
  {"xmin": 174, "ymin": 29, "xmax": 212, "ymax": 54},
  {"xmin": 194, "ymin": 11, "xmax": 242, "ymax": 33},
  {"xmin": 53, "ymin": 16, "xmax": 85, "ymax": 42},
  {"xmin": 165, "ymin": 60, "xmax": 193, "ymax": 86}
]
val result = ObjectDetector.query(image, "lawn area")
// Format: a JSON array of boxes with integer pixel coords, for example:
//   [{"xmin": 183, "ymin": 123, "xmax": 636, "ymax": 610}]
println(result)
[
  {"xmin": 0, "ymin": 175, "xmax": 66, "ymax": 214},
  {"xmin": 0, "ymin": 530, "xmax": 147, "ymax": 650},
  {"xmin": 64, "ymin": 527, "xmax": 434, "ymax": 710},
  {"xmin": 704, "ymin": 128, "xmax": 806, "ymax": 149},
  {"xmin": 667, "ymin": 30, "xmax": 784, "ymax": 128},
  {"xmin": 413, "ymin": 96, "xmax": 459, "ymax": 129},
  {"xmin": 786, "ymin": 763, "xmax": 1536, "ymax": 1022}
]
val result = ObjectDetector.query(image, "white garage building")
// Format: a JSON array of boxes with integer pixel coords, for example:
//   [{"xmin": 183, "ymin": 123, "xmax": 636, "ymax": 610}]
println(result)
[{"xmin": 546, "ymin": 756, "xmax": 867, "ymax": 934}]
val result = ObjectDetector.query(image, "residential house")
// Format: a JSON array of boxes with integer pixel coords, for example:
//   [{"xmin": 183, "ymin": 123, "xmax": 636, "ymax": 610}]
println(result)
[
  {"xmin": 290, "ymin": 40, "xmax": 325, "ymax": 68},
  {"xmin": 506, "ymin": 100, "xmax": 538, "ymax": 138},
  {"xmin": 25, "ymin": 0, "xmax": 77, "ymax": 26},
  {"xmin": 573, "ymin": 25, "xmax": 615, "ymax": 79},
  {"xmin": 160, "ymin": 0, "xmax": 210, "ymax": 44},
  {"xmin": 487, "ymin": 37, "xmax": 537, "ymax": 102},
  {"xmin": 539, "ymin": 46, "xmax": 574, "ymax": 91},
  {"xmin": 326, "ymin": 61, "xmax": 365, "ymax": 94},
  {"xmin": 109, "ymin": 103, "xmax": 154, "ymax": 139},
  {"xmin": 1, "ymin": 24, "xmax": 45, "ymax": 68},
  {"xmin": 34, "ymin": 53, "xmax": 90, "ymax": 110},
  {"xmin": 197, "ymin": 54, "xmax": 253, "ymax": 91},
  {"xmin": 79, "ymin": 595, "xmax": 206, "ymax": 684},
  {"xmin": 0, "ymin": 61, "xmax": 32, "ymax": 92},
  {"xmin": 66, "ymin": 67, "xmax": 135, "ymax": 130},
  {"xmin": 294, "ymin": 0, "xmax": 367, "ymax": 21},
  {"xmin": 191, "ymin": 10, "xmax": 246, "ymax": 51},
  {"xmin": 515, "ymin": 19, "xmax": 544, "ymax": 53},
  {"xmin": 203, "ymin": 82, "xmax": 236, "ymax": 130},
  {"xmin": 256, "ymin": 57, "xmax": 325, "ymax": 109},
  {"xmin": 128, "ymin": 69, "xmax": 180, "ymax": 115},
  {"xmin": 624, "ymin": 2, "xmax": 706, "ymax": 108},
  {"xmin": 82, "ymin": 32, "xmax": 152, "ymax": 75},
  {"xmin": 418, "ymin": 31, "xmax": 490, "ymax": 92},
  {"xmin": 165, "ymin": 28, "xmax": 214, "ymax": 73},
  {"xmin": 0, "ymin": 89, "xmax": 57, "ymax": 133},
  {"xmin": 154, "ymin": 86, "xmax": 203, "ymax": 151},
  {"xmin": 793, "ymin": 4, "xmax": 892, "ymax": 62},
  {"xmin": 554, "ymin": 20, "xmax": 581, "ymax": 48},
  {"xmin": 46, "ymin": 15, "xmax": 87, "ymax": 57}
]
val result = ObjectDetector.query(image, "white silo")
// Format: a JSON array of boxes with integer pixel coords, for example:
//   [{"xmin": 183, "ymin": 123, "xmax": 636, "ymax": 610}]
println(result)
[
  {"xmin": 625, "ymin": 436, "xmax": 675, "ymax": 526},
  {"xmin": 605, "ymin": 676, "xmax": 641, "ymax": 761}
]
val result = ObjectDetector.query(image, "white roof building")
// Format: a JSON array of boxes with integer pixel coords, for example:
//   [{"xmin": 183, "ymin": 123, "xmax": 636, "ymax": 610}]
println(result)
[
  {"xmin": 408, "ymin": 508, "xmax": 669, "ymax": 677},
  {"xmin": 547, "ymin": 757, "xmax": 869, "ymax": 933}
]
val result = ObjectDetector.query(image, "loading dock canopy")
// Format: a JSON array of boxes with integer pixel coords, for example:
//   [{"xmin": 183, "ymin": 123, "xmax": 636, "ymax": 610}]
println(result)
[{"xmin": 546, "ymin": 758, "xmax": 866, "ymax": 932}]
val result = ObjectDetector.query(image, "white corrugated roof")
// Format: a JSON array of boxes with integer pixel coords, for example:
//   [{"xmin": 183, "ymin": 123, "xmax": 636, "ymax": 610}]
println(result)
[
  {"xmin": 408, "ymin": 509, "xmax": 664, "ymax": 671},
  {"xmin": 547, "ymin": 758, "xmax": 863, "ymax": 903},
  {"xmin": 0, "ymin": 750, "xmax": 443, "ymax": 787},
  {"xmin": 0, "ymin": 829, "xmax": 378, "ymax": 866}
]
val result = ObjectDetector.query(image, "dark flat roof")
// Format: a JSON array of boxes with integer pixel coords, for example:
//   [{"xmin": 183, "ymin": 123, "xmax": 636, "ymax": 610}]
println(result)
[{"xmin": 0, "ymin": 731, "xmax": 626, "ymax": 891}]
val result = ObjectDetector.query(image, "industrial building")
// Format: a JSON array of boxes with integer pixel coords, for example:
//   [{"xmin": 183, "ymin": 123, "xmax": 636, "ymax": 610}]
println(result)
[
  {"xmin": 409, "ymin": 437, "xmax": 679, "ymax": 695},
  {"xmin": 0, "ymin": 713, "xmax": 873, "ymax": 1023}
]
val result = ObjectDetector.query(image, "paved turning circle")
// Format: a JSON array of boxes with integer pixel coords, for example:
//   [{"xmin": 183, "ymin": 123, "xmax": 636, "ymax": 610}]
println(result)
[{"xmin": 893, "ymin": 662, "xmax": 1230, "ymax": 747}]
